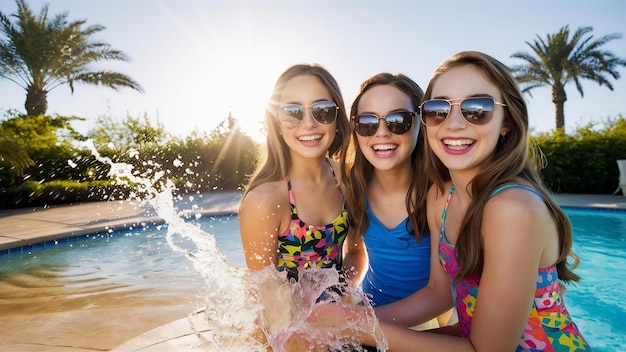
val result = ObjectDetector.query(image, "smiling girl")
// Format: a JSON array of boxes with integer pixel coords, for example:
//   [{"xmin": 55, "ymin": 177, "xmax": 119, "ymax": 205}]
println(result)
[{"xmin": 239, "ymin": 64, "xmax": 350, "ymax": 280}]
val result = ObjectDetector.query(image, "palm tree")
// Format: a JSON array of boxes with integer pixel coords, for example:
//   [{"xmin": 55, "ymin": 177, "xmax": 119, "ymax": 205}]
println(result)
[
  {"xmin": 511, "ymin": 25, "xmax": 626, "ymax": 130},
  {"xmin": 0, "ymin": 0, "xmax": 143, "ymax": 116}
]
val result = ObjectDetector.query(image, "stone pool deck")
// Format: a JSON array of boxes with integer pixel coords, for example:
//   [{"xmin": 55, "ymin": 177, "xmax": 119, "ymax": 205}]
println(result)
[
  {"xmin": 0, "ymin": 191, "xmax": 624, "ymax": 351},
  {"xmin": 0, "ymin": 191, "xmax": 243, "ymax": 252}
]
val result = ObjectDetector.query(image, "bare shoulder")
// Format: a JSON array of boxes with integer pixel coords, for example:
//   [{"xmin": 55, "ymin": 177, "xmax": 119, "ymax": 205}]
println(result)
[
  {"xmin": 482, "ymin": 185, "xmax": 559, "ymax": 270},
  {"xmin": 483, "ymin": 185, "xmax": 556, "ymax": 245},
  {"xmin": 484, "ymin": 186, "xmax": 547, "ymax": 219},
  {"xmin": 427, "ymin": 182, "xmax": 452, "ymax": 218},
  {"xmin": 240, "ymin": 180, "xmax": 288, "ymax": 214}
]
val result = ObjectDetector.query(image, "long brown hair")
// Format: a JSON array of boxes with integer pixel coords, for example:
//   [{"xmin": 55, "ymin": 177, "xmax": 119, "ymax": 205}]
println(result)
[
  {"xmin": 423, "ymin": 51, "xmax": 579, "ymax": 283},
  {"xmin": 341, "ymin": 73, "xmax": 429, "ymax": 240},
  {"xmin": 241, "ymin": 64, "xmax": 350, "ymax": 203}
]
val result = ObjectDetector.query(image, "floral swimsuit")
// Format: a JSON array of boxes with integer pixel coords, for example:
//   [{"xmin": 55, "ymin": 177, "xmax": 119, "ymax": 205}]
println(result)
[
  {"xmin": 438, "ymin": 184, "xmax": 592, "ymax": 351},
  {"xmin": 276, "ymin": 164, "xmax": 348, "ymax": 280}
]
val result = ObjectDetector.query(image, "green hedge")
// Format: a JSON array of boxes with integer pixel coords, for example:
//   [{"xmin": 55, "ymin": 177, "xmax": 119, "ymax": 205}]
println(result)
[
  {"xmin": 534, "ymin": 116, "xmax": 626, "ymax": 194},
  {"xmin": 0, "ymin": 113, "xmax": 260, "ymax": 210},
  {"xmin": 0, "ymin": 179, "xmax": 134, "ymax": 209}
]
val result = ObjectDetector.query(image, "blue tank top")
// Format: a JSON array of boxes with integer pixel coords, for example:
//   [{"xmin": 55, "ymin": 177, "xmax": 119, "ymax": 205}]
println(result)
[{"xmin": 362, "ymin": 198, "xmax": 431, "ymax": 307}]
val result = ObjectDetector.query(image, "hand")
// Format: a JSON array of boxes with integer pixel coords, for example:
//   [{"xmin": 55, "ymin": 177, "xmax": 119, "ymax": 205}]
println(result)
[{"xmin": 282, "ymin": 332, "xmax": 328, "ymax": 352}]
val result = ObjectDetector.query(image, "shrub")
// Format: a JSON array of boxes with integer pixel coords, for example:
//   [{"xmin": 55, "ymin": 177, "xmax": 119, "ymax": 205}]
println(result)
[{"xmin": 534, "ymin": 115, "xmax": 626, "ymax": 193}]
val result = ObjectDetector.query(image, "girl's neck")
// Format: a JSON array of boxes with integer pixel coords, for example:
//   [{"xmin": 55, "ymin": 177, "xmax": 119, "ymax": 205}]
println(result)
[
  {"xmin": 371, "ymin": 164, "xmax": 412, "ymax": 193},
  {"xmin": 289, "ymin": 156, "xmax": 329, "ymax": 184}
]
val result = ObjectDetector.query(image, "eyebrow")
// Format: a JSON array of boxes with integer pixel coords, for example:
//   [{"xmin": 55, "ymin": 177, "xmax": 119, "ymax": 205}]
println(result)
[{"xmin": 430, "ymin": 93, "xmax": 495, "ymax": 100}]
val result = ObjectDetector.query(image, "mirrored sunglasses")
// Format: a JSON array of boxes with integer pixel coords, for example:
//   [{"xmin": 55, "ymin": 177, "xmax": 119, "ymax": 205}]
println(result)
[
  {"xmin": 276, "ymin": 101, "xmax": 338, "ymax": 129},
  {"xmin": 420, "ymin": 97, "xmax": 506, "ymax": 126},
  {"xmin": 353, "ymin": 111, "xmax": 416, "ymax": 137}
]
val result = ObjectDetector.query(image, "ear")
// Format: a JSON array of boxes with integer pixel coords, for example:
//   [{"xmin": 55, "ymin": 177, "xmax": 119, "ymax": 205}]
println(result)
[{"xmin": 500, "ymin": 126, "xmax": 509, "ymax": 137}]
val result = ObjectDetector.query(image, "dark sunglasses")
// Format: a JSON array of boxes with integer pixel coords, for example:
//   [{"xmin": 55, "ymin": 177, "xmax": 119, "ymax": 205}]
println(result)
[
  {"xmin": 420, "ymin": 97, "xmax": 507, "ymax": 126},
  {"xmin": 276, "ymin": 101, "xmax": 338, "ymax": 129},
  {"xmin": 352, "ymin": 111, "xmax": 416, "ymax": 137}
]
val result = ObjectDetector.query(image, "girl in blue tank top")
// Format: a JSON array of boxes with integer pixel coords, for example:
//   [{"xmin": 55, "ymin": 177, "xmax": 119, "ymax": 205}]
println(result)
[{"xmin": 341, "ymin": 73, "xmax": 452, "ymax": 330}]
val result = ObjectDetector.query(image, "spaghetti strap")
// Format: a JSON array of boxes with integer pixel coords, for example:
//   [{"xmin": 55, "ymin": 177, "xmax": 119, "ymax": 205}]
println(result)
[{"xmin": 490, "ymin": 184, "xmax": 543, "ymax": 200}]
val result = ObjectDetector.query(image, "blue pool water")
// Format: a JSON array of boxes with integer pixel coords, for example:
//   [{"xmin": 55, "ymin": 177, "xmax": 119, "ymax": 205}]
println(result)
[
  {"xmin": 562, "ymin": 208, "xmax": 626, "ymax": 352},
  {"xmin": 1, "ymin": 210, "xmax": 624, "ymax": 351}
]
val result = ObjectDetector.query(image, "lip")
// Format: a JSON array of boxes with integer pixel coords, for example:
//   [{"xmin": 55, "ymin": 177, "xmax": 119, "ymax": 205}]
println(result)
[
  {"xmin": 441, "ymin": 137, "xmax": 475, "ymax": 155},
  {"xmin": 371, "ymin": 143, "xmax": 398, "ymax": 157},
  {"xmin": 297, "ymin": 133, "xmax": 323, "ymax": 146}
]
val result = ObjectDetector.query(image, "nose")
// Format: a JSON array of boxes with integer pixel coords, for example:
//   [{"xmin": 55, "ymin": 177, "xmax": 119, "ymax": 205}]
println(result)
[
  {"xmin": 300, "ymin": 107, "xmax": 317, "ymax": 127},
  {"xmin": 374, "ymin": 118, "xmax": 391, "ymax": 136},
  {"xmin": 443, "ymin": 103, "xmax": 467, "ymax": 128}
]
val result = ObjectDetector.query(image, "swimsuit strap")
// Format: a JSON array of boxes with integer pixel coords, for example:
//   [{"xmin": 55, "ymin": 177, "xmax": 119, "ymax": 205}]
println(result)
[
  {"xmin": 442, "ymin": 184, "xmax": 543, "ymax": 229},
  {"xmin": 440, "ymin": 184, "xmax": 455, "ymax": 236},
  {"xmin": 325, "ymin": 158, "xmax": 346, "ymax": 207},
  {"xmin": 490, "ymin": 184, "xmax": 543, "ymax": 200}
]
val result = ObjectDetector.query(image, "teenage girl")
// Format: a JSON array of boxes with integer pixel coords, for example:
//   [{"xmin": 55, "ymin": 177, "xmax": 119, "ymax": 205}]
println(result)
[
  {"xmin": 342, "ymin": 73, "xmax": 451, "ymax": 329},
  {"xmin": 239, "ymin": 63, "xmax": 351, "ymax": 281}
]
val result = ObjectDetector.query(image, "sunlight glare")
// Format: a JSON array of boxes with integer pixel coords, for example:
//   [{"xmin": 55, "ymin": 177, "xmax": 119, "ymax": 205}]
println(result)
[{"xmin": 157, "ymin": 0, "xmax": 275, "ymax": 141}]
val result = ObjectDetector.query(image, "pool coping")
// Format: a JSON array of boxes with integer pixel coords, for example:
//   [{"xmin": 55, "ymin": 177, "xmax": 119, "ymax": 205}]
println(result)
[{"xmin": 0, "ymin": 190, "xmax": 243, "ymax": 253}]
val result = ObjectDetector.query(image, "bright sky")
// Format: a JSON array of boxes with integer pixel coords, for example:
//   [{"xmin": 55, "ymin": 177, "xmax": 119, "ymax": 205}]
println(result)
[{"xmin": 1, "ymin": 0, "xmax": 625, "ymax": 141}]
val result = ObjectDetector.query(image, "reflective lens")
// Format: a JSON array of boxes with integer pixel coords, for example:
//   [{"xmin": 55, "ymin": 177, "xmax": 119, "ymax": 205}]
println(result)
[
  {"xmin": 277, "ymin": 101, "xmax": 338, "ymax": 129},
  {"xmin": 353, "ymin": 111, "xmax": 416, "ymax": 137},
  {"xmin": 420, "ymin": 97, "xmax": 505, "ymax": 126}
]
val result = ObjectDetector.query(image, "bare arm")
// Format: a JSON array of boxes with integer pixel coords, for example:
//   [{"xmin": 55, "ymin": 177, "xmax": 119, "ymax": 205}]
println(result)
[
  {"xmin": 462, "ymin": 189, "xmax": 550, "ymax": 351},
  {"xmin": 239, "ymin": 183, "xmax": 286, "ymax": 270},
  {"xmin": 341, "ymin": 227, "xmax": 368, "ymax": 288}
]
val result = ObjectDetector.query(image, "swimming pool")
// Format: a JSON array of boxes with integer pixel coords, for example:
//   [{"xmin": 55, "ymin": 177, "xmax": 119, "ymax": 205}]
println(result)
[
  {"xmin": 561, "ymin": 208, "xmax": 626, "ymax": 352},
  {"xmin": 0, "ymin": 209, "xmax": 623, "ymax": 351},
  {"xmin": 0, "ymin": 214, "xmax": 243, "ymax": 351},
  {"xmin": 0, "ymin": 215, "xmax": 244, "ymax": 298}
]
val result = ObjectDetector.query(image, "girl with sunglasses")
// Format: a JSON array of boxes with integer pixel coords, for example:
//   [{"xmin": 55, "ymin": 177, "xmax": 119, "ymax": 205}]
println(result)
[
  {"xmin": 239, "ymin": 63, "xmax": 351, "ymax": 281},
  {"xmin": 341, "ymin": 73, "xmax": 452, "ymax": 331},
  {"xmin": 287, "ymin": 52, "xmax": 591, "ymax": 351}
]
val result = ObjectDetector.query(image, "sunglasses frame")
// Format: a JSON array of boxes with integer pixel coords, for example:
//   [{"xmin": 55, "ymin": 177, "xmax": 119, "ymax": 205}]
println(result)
[
  {"xmin": 419, "ymin": 97, "xmax": 507, "ymax": 126},
  {"xmin": 352, "ymin": 111, "xmax": 417, "ymax": 137},
  {"xmin": 276, "ymin": 100, "xmax": 339, "ymax": 129}
]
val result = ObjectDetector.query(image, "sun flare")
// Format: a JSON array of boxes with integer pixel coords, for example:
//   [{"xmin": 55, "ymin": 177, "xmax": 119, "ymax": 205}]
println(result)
[{"xmin": 195, "ymin": 42, "xmax": 280, "ymax": 142}]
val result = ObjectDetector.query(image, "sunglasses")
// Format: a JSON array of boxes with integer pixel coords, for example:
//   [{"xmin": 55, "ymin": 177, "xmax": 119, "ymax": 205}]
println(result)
[
  {"xmin": 420, "ymin": 97, "xmax": 506, "ymax": 126},
  {"xmin": 276, "ymin": 101, "xmax": 338, "ymax": 129},
  {"xmin": 352, "ymin": 111, "xmax": 416, "ymax": 137}
]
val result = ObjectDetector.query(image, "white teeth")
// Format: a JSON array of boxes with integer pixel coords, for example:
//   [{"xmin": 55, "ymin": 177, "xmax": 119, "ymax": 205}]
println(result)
[
  {"xmin": 373, "ymin": 144, "xmax": 397, "ymax": 151},
  {"xmin": 298, "ymin": 134, "xmax": 322, "ymax": 141},
  {"xmin": 443, "ymin": 139, "xmax": 473, "ymax": 146}
]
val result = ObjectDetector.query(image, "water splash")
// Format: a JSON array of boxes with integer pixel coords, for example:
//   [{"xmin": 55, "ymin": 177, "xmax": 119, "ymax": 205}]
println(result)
[{"xmin": 76, "ymin": 141, "xmax": 387, "ymax": 351}]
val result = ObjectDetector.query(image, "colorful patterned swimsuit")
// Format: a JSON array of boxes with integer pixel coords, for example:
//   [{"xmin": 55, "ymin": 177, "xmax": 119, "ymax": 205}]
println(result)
[
  {"xmin": 438, "ymin": 184, "xmax": 592, "ymax": 351},
  {"xmin": 276, "ymin": 165, "xmax": 349, "ymax": 281}
]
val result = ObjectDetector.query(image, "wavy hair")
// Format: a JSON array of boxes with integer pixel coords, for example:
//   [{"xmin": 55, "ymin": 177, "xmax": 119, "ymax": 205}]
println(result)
[
  {"xmin": 422, "ymin": 51, "xmax": 579, "ymax": 283},
  {"xmin": 341, "ymin": 73, "xmax": 429, "ymax": 240},
  {"xmin": 242, "ymin": 63, "xmax": 350, "ymax": 201}
]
